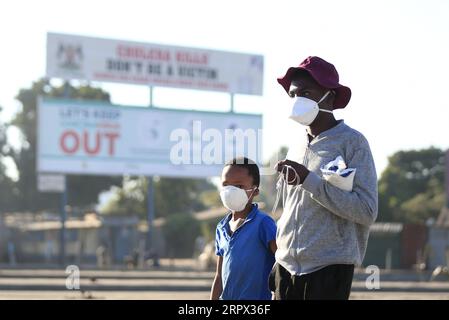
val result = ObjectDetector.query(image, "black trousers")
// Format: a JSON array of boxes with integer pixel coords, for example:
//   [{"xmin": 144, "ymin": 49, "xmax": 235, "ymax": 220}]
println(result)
[{"xmin": 269, "ymin": 263, "xmax": 354, "ymax": 300}]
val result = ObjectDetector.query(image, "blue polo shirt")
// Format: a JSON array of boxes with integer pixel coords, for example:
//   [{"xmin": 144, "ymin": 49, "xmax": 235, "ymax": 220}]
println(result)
[{"xmin": 215, "ymin": 204, "xmax": 276, "ymax": 300}]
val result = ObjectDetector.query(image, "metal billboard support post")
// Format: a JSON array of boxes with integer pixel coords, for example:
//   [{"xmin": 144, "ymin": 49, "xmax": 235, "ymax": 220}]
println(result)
[
  {"xmin": 230, "ymin": 93, "xmax": 235, "ymax": 113},
  {"xmin": 60, "ymin": 81, "xmax": 70, "ymax": 267},
  {"xmin": 149, "ymin": 86, "xmax": 154, "ymax": 107},
  {"xmin": 60, "ymin": 179, "xmax": 67, "ymax": 266},
  {"xmin": 147, "ymin": 176, "xmax": 155, "ymax": 262},
  {"xmin": 145, "ymin": 86, "xmax": 156, "ymax": 267}
]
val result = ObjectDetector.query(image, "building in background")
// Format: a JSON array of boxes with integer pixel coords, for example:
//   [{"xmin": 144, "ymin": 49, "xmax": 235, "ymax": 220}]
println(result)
[{"xmin": 0, "ymin": 212, "xmax": 139, "ymax": 266}]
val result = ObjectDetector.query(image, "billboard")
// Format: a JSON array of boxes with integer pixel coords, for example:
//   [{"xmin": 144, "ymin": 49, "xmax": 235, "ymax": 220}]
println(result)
[
  {"xmin": 37, "ymin": 98, "xmax": 262, "ymax": 178},
  {"xmin": 46, "ymin": 33, "xmax": 264, "ymax": 95}
]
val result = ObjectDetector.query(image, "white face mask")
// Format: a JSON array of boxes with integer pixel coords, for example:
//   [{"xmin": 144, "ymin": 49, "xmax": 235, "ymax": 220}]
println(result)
[
  {"xmin": 289, "ymin": 91, "xmax": 333, "ymax": 126},
  {"xmin": 220, "ymin": 185, "xmax": 256, "ymax": 212}
]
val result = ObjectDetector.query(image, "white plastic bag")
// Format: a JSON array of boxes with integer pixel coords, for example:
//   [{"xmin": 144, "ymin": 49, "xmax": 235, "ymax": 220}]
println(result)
[{"xmin": 320, "ymin": 156, "xmax": 356, "ymax": 192}]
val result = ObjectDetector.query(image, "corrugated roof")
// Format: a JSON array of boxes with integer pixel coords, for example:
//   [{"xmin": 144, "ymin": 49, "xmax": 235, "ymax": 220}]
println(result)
[
  {"xmin": 370, "ymin": 222, "xmax": 403, "ymax": 233},
  {"xmin": 20, "ymin": 219, "xmax": 102, "ymax": 231}
]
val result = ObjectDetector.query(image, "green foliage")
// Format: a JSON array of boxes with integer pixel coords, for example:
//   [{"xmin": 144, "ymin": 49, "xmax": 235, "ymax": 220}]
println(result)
[
  {"xmin": 0, "ymin": 107, "xmax": 19, "ymax": 212},
  {"xmin": 155, "ymin": 177, "xmax": 211, "ymax": 216},
  {"xmin": 101, "ymin": 176, "xmax": 218, "ymax": 218},
  {"xmin": 378, "ymin": 147, "xmax": 446, "ymax": 223},
  {"xmin": 199, "ymin": 217, "xmax": 223, "ymax": 243},
  {"xmin": 163, "ymin": 213, "xmax": 201, "ymax": 258},
  {"xmin": 198, "ymin": 189, "xmax": 222, "ymax": 209},
  {"xmin": 100, "ymin": 178, "xmax": 146, "ymax": 216}
]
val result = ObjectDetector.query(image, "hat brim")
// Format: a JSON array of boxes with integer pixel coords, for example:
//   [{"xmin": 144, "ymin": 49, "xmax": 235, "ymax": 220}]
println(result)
[{"xmin": 277, "ymin": 67, "xmax": 351, "ymax": 109}]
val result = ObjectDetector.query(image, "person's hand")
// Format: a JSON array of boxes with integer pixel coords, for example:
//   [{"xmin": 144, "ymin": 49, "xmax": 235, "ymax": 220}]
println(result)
[{"xmin": 275, "ymin": 159, "xmax": 310, "ymax": 185}]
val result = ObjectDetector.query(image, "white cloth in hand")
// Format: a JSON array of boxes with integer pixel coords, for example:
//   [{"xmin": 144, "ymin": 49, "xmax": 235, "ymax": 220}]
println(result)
[{"xmin": 320, "ymin": 156, "xmax": 356, "ymax": 191}]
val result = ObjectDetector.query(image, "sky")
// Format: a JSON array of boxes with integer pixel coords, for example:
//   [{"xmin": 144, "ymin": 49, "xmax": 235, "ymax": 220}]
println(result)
[{"xmin": 1, "ymin": 0, "xmax": 449, "ymax": 180}]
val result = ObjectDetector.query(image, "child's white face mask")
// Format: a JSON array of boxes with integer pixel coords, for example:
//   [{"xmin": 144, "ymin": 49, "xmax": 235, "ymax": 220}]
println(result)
[
  {"xmin": 220, "ymin": 185, "xmax": 256, "ymax": 212},
  {"xmin": 289, "ymin": 91, "xmax": 333, "ymax": 126}
]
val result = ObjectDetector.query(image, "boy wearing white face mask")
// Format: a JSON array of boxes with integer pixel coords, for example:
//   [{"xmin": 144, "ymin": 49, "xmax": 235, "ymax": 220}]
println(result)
[{"xmin": 210, "ymin": 157, "xmax": 277, "ymax": 300}]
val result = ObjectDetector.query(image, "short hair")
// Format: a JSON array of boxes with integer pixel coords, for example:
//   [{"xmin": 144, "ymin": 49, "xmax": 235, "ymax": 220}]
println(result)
[{"xmin": 224, "ymin": 157, "xmax": 260, "ymax": 187}]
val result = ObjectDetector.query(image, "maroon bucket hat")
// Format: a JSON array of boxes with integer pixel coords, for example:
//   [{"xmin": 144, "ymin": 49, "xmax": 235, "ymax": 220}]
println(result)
[{"xmin": 277, "ymin": 56, "xmax": 351, "ymax": 109}]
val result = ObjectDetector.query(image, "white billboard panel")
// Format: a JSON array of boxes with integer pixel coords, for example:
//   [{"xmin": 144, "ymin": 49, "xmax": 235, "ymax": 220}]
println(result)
[
  {"xmin": 37, "ymin": 98, "xmax": 262, "ymax": 178},
  {"xmin": 46, "ymin": 33, "xmax": 264, "ymax": 95},
  {"xmin": 37, "ymin": 174, "xmax": 66, "ymax": 193}
]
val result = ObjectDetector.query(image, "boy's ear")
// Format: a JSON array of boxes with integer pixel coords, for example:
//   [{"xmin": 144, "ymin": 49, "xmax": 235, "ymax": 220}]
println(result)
[{"xmin": 254, "ymin": 187, "xmax": 260, "ymax": 197}]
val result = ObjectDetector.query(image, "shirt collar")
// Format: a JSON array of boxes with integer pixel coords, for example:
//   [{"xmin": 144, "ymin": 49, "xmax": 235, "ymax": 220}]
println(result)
[
  {"xmin": 305, "ymin": 119, "xmax": 347, "ymax": 144},
  {"xmin": 220, "ymin": 203, "xmax": 259, "ymax": 228}
]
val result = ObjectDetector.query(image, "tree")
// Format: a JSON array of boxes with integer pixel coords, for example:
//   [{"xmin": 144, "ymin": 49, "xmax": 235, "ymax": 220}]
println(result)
[
  {"xmin": 378, "ymin": 147, "xmax": 446, "ymax": 223},
  {"xmin": 0, "ymin": 106, "xmax": 19, "ymax": 212},
  {"xmin": 163, "ymin": 213, "xmax": 201, "ymax": 258},
  {"xmin": 7, "ymin": 79, "xmax": 121, "ymax": 213},
  {"xmin": 100, "ymin": 176, "xmax": 218, "ymax": 218},
  {"xmin": 99, "ymin": 178, "xmax": 145, "ymax": 216},
  {"xmin": 155, "ymin": 177, "xmax": 215, "ymax": 216}
]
